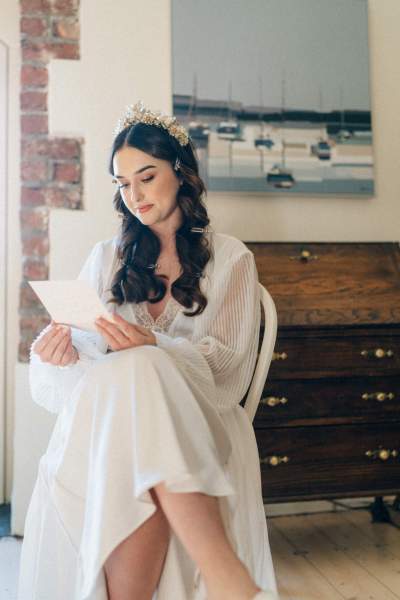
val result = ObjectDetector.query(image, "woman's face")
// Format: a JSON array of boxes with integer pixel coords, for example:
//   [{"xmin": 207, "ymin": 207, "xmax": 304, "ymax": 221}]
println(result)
[{"xmin": 112, "ymin": 145, "xmax": 182, "ymax": 233}]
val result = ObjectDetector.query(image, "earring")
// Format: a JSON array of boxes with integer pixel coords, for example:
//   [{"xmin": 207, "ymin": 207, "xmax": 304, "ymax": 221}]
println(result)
[{"xmin": 174, "ymin": 157, "xmax": 181, "ymax": 171}]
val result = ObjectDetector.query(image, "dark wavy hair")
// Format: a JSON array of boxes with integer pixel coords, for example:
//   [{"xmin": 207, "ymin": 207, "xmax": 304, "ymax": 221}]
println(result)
[{"xmin": 106, "ymin": 121, "xmax": 212, "ymax": 317}]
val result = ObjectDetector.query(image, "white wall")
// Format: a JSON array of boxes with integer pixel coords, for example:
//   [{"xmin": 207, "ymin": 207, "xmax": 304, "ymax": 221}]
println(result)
[
  {"xmin": 5, "ymin": 0, "xmax": 400, "ymax": 530},
  {"xmin": 207, "ymin": 1, "xmax": 400, "ymax": 241}
]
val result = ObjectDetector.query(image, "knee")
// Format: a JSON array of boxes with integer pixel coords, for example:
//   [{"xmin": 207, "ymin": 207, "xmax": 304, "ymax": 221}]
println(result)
[
  {"xmin": 123, "ymin": 344, "xmax": 171, "ymax": 370},
  {"xmin": 90, "ymin": 344, "xmax": 171, "ymax": 376}
]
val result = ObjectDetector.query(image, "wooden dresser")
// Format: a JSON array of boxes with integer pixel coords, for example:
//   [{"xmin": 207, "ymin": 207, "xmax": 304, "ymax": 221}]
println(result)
[{"xmin": 243, "ymin": 242, "xmax": 400, "ymax": 515}]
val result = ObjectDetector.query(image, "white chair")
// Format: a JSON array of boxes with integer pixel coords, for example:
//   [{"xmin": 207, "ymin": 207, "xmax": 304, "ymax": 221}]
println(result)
[{"xmin": 244, "ymin": 283, "xmax": 278, "ymax": 423}]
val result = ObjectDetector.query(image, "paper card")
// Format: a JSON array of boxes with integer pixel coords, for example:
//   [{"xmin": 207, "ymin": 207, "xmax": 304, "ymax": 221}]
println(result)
[{"xmin": 28, "ymin": 279, "xmax": 116, "ymax": 332}]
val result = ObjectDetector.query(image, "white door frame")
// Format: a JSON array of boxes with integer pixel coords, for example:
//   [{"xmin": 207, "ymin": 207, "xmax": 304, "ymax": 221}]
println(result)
[{"xmin": 0, "ymin": 39, "xmax": 9, "ymax": 504}]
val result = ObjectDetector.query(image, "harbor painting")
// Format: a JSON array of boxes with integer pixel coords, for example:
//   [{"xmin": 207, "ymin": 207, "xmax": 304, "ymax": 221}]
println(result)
[{"xmin": 171, "ymin": 0, "xmax": 374, "ymax": 196}]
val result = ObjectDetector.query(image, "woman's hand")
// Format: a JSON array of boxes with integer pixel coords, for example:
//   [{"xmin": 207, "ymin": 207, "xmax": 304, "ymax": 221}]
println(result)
[
  {"xmin": 94, "ymin": 313, "xmax": 156, "ymax": 351},
  {"xmin": 32, "ymin": 321, "xmax": 79, "ymax": 366}
]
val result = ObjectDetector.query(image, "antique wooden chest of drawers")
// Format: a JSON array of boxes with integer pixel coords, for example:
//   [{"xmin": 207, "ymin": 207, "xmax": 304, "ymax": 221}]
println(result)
[{"xmin": 243, "ymin": 242, "xmax": 400, "ymax": 506}]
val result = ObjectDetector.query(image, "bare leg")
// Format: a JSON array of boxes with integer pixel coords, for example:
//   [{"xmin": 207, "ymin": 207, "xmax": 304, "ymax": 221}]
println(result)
[
  {"xmin": 152, "ymin": 482, "xmax": 263, "ymax": 600},
  {"xmin": 104, "ymin": 489, "xmax": 171, "ymax": 600}
]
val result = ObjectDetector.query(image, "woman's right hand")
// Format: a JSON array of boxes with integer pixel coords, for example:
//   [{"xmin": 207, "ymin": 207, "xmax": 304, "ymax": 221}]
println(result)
[{"xmin": 32, "ymin": 321, "xmax": 79, "ymax": 367}]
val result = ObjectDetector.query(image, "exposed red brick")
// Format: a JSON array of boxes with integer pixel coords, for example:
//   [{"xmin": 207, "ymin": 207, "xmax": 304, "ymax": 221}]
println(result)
[
  {"xmin": 51, "ymin": 0, "xmax": 79, "ymax": 16},
  {"xmin": 20, "ymin": 90, "xmax": 47, "ymax": 111},
  {"xmin": 21, "ymin": 137, "xmax": 49, "ymax": 158},
  {"xmin": 20, "ymin": 207, "xmax": 49, "ymax": 231},
  {"xmin": 22, "ymin": 233, "xmax": 50, "ymax": 257},
  {"xmin": 21, "ymin": 187, "xmax": 46, "ymax": 207},
  {"xmin": 21, "ymin": 114, "xmax": 48, "ymax": 135},
  {"xmin": 48, "ymin": 137, "xmax": 81, "ymax": 159},
  {"xmin": 20, "ymin": 16, "xmax": 48, "ymax": 36},
  {"xmin": 18, "ymin": 342, "xmax": 29, "ymax": 364},
  {"xmin": 21, "ymin": 65, "xmax": 48, "ymax": 88},
  {"xmin": 21, "ymin": 39, "xmax": 79, "ymax": 62},
  {"xmin": 21, "ymin": 160, "xmax": 48, "ymax": 182},
  {"xmin": 52, "ymin": 17, "xmax": 79, "ymax": 39},
  {"xmin": 45, "ymin": 187, "xmax": 81, "ymax": 208},
  {"xmin": 53, "ymin": 162, "xmax": 80, "ymax": 183},
  {"xmin": 19, "ymin": 311, "xmax": 52, "ymax": 362},
  {"xmin": 20, "ymin": 0, "xmax": 51, "ymax": 14},
  {"xmin": 48, "ymin": 41, "xmax": 79, "ymax": 60},
  {"xmin": 22, "ymin": 258, "xmax": 49, "ymax": 279},
  {"xmin": 19, "ymin": 0, "xmax": 82, "ymax": 364},
  {"xmin": 21, "ymin": 40, "xmax": 48, "ymax": 63},
  {"xmin": 20, "ymin": 280, "xmax": 44, "ymax": 309},
  {"xmin": 20, "ymin": 314, "xmax": 50, "ymax": 328}
]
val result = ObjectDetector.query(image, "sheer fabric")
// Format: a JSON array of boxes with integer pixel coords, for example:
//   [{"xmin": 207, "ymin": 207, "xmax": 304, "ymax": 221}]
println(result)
[
  {"xmin": 29, "ymin": 231, "xmax": 261, "ymax": 416},
  {"xmin": 20, "ymin": 231, "xmax": 279, "ymax": 600}
]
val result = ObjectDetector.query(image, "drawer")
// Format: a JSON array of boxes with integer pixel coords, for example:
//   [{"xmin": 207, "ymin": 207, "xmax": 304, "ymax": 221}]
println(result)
[
  {"xmin": 268, "ymin": 334, "xmax": 400, "ymax": 379},
  {"xmin": 248, "ymin": 242, "xmax": 400, "ymax": 328},
  {"xmin": 256, "ymin": 424, "xmax": 400, "ymax": 501},
  {"xmin": 254, "ymin": 376, "xmax": 400, "ymax": 426}
]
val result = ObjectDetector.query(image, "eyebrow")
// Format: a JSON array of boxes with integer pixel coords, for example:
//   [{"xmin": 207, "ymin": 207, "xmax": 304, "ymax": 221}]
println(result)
[{"xmin": 113, "ymin": 165, "xmax": 157, "ymax": 179}]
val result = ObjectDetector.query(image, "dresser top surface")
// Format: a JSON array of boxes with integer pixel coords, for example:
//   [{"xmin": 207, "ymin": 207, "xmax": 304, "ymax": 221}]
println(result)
[{"xmin": 245, "ymin": 242, "xmax": 400, "ymax": 327}]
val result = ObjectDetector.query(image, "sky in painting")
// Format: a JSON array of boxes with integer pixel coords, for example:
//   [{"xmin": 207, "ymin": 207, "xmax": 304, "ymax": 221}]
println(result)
[{"xmin": 172, "ymin": 0, "xmax": 370, "ymax": 111}]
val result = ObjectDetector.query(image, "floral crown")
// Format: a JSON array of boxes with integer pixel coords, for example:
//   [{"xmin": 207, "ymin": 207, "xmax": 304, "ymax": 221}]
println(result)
[{"xmin": 114, "ymin": 100, "xmax": 190, "ymax": 146}]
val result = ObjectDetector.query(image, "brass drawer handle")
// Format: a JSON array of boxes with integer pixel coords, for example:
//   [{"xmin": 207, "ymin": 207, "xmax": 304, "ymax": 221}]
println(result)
[
  {"xmin": 365, "ymin": 447, "xmax": 399, "ymax": 461},
  {"xmin": 289, "ymin": 249, "xmax": 319, "ymax": 262},
  {"xmin": 362, "ymin": 392, "xmax": 395, "ymax": 402},
  {"xmin": 261, "ymin": 396, "xmax": 288, "ymax": 407},
  {"xmin": 261, "ymin": 455, "xmax": 290, "ymax": 467},
  {"xmin": 361, "ymin": 348, "xmax": 394, "ymax": 359},
  {"xmin": 272, "ymin": 352, "xmax": 288, "ymax": 361}
]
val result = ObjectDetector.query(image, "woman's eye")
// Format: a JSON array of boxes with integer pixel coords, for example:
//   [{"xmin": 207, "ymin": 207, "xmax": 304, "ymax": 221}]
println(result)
[{"xmin": 114, "ymin": 175, "xmax": 154, "ymax": 190}]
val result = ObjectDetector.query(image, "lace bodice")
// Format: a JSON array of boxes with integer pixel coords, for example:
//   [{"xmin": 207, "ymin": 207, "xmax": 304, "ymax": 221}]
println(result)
[{"xmin": 130, "ymin": 296, "xmax": 182, "ymax": 333}]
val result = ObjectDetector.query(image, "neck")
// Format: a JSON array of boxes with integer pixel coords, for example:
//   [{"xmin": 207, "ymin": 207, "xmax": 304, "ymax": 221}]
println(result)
[
  {"xmin": 149, "ymin": 206, "xmax": 182, "ymax": 252},
  {"xmin": 158, "ymin": 233, "xmax": 177, "ymax": 253}
]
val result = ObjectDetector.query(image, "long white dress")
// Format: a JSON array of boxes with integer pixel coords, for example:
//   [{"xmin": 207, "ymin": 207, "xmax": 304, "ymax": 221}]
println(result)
[{"xmin": 17, "ymin": 230, "xmax": 279, "ymax": 600}]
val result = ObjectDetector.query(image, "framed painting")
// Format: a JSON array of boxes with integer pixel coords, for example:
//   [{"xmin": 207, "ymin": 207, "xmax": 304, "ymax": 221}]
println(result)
[{"xmin": 171, "ymin": 0, "xmax": 374, "ymax": 196}]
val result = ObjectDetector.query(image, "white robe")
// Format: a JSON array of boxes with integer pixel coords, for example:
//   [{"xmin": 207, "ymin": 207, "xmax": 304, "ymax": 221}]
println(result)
[{"xmin": 17, "ymin": 230, "xmax": 279, "ymax": 600}]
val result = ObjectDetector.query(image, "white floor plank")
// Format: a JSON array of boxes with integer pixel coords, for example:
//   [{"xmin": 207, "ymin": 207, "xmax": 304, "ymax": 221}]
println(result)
[{"xmin": 0, "ymin": 537, "xmax": 22, "ymax": 600}]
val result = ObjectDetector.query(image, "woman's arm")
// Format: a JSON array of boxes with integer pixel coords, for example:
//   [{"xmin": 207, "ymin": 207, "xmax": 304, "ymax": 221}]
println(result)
[
  {"xmin": 29, "ymin": 241, "xmax": 106, "ymax": 414},
  {"xmin": 152, "ymin": 251, "xmax": 261, "ymax": 410}
]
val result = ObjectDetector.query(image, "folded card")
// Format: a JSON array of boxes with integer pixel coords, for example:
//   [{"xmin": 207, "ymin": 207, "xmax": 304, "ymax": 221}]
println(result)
[{"xmin": 28, "ymin": 280, "xmax": 115, "ymax": 332}]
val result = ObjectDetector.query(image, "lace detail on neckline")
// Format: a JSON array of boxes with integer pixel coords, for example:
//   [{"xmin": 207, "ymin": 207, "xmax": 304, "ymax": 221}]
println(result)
[{"xmin": 131, "ymin": 296, "xmax": 182, "ymax": 333}]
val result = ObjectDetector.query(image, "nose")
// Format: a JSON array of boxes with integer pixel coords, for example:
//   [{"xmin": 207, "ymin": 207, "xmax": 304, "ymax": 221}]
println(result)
[{"xmin": 125, "ymin": 178, "xmax": 142, "ymax": 203}]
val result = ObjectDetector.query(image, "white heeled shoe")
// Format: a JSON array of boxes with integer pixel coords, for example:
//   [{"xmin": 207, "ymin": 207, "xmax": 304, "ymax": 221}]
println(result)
[{"xmin": 252, "ymin": 591, "xmax": 280, "ymax": 600}]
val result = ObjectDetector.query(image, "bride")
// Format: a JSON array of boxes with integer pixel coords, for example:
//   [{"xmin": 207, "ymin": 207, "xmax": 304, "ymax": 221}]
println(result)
[{"xmin": 17, "ymin": 101, "xmax": 279, "ymax": 600}]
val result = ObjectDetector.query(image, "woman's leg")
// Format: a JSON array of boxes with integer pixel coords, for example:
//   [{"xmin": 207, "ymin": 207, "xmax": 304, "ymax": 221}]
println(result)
[
  {"xmin": 103, "ymin": 489, "xmax": 171, "ymax": 600},
  {"xmin": 103, "ymin": 484, "xmax": 262, "ymax": 600},
  {"xmin": 152, "ymin": 482, "xmax": 262, "ymax": 600}
]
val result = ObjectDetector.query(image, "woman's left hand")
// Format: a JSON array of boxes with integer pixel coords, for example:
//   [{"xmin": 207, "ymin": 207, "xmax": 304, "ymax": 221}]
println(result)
[{"xmin": 94, "ymin": 313, "xmax": 156, "ymax": 351}]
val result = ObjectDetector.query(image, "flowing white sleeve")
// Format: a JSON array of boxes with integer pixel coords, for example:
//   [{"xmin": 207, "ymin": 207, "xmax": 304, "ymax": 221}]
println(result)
[
  {"xmin": 29, "ymin": 241, "xmax": 106, "ymax": 414},
  {"xmin": 153, "ymin": 251, "xmax": 261, "ymax": 410}
]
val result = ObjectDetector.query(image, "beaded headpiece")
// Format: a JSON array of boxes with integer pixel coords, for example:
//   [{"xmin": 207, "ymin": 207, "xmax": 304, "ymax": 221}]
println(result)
[{"xmin": 114, "ymin": 100, "xmax": 190, "ymax": 146}]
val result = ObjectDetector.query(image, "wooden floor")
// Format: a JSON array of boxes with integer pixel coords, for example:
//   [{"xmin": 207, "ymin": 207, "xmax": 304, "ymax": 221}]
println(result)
[
  {"xmin": 270, "ymin": 508, "xmax": 400, "ymax": 600},
  {"xmin": 2, "ymin": 507, "xmax": 400, "ymax": 600}
]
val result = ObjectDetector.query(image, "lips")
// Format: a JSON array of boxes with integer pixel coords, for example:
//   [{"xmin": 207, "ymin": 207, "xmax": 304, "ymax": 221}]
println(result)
[{"xmin": 137, "ymin": 204, "xmax": 153, "ymax": 213}]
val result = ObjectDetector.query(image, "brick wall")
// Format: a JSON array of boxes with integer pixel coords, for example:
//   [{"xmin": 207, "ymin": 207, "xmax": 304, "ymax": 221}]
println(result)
[{"xmin": 19, "ymin": 0, "xmax": 83, "ymax": 361}]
